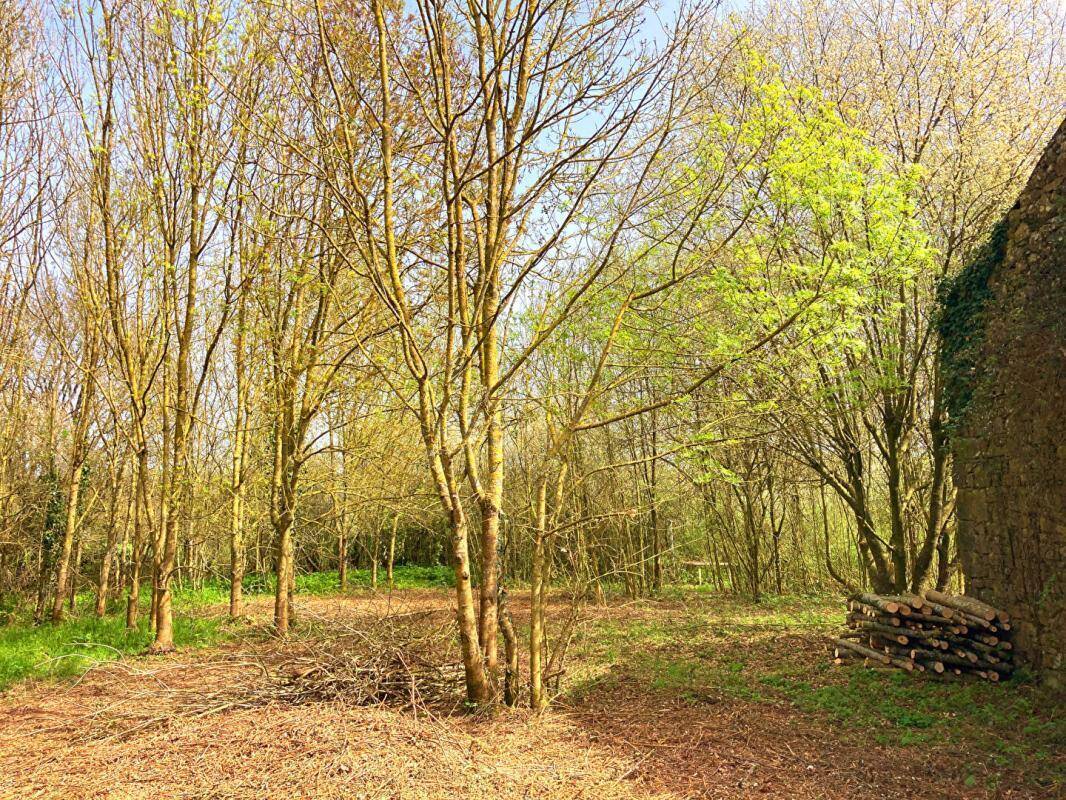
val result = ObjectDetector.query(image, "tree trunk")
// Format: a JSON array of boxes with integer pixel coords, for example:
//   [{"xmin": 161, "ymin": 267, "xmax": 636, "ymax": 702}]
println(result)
[
  {"xmin": 34, "ymin": 559, "xmax": 54, "ymax": 625},
  {"xmin": 477, "ymin": 396, "xmax": 503, "ymax": 685},
  {"xmin": 68, "ymin": 539, "xmax": 81, "ymax": 611},
  {"xmin": 126, "ymin": 450, "xmax": 148, "ymax": 629},
  {"xmin": 51, "ymin": 466, "xmax": 82, "ymax": 623},
  {"xmin": 338, "ymin": 526, "xmax": 347, "ymax": 590},
  {"xmin": 498, "ymin": 586, "xmax": 519, "ymax": 706},
  {"xmin": 885, "ymin": 438, "xmax": 908, "ymax": 592},
  {"xmin": 387, "ymin": 514, "xmax": 397, "ymax": 588},
  {"xmin": 228, "ymin": 400, "xmax": 247, "ymax": 617},
  {"xmin": 97, "ymin": 479, "xmax": 129, "ymax": 618},
  {"xmin": 649, "ymin": 408, "xmax": 662, "ymax": 592},
  {"xmin": 274, "ymin": 509, "xmax": 294, "ymax": 636},
  {"xmin": 151, "ymin": 491, "xmax": 178, "ymax": 651},
  {"xmin": 371, "ymin": 519, "xmax": 380, "ymax": 591},
  {"xmin": 529, "ymin": 478, "xmax": 549, "ymax": 711},
  {"xmin": 450, "ymin": 504, "xmax": 490, "ymax": 705}
]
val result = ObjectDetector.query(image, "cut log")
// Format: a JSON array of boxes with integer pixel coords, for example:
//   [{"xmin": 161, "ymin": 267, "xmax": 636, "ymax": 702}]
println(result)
[
  {"xmin": 848, "ymin": 611, "xmax": 902, "ymax": 627},
  {"xmin": 896, "ymin": 627, "xmax": 948, "ymax": 647},
  {"xmin": 889, "ymin": 656, "xmax": 915, "ymax": 672},
  {"xmin": 920, "ymin": 650, "xmax": 975, "ymax": 669},
  {"xmin": 924, "ymin": 590, "xmax": 1000, "ymax": 622},
  {"xmin": 849, "ymin": 621, "xmax": 910, "ymax": 643},
  {"xmin": 961, "ymin": 613, "xmax": 995, "ymax": 631},
  {"xmin": 941, "ymin": 634, "xmax": 1009, "ymax": 659},
  {"xmin": 834, "ymin": 638, "xmax": 889, "ymax": 664},
  {"xmin": 974, "ymin": 658, "xmax": 1013, "ymax": 676},
  {"xmin": 833, "ymin": 647, "xmax": 863, "ymax": 661},
  {"xmin": 883, "ymin": 594, "xmax": 925, "ymax": 611},
  {"xmin": 904, "ymin": 611, "xmax": 957, "ymax": 627},
  {"xmin": 838, "ymin": 638, "xmax": 914, "ymax": 671},
  {"xmin": 852, "ymin": 594, "xmax": 902, "ymax": 615},
  {"xmin": 922, "ymin": 599, "xmax": 961, "ymax": 622}
]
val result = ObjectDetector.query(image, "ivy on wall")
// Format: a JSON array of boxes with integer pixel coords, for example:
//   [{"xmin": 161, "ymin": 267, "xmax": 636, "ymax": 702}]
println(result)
[{"xmin": 937, "ymin": 218, "xmax": 1008, "ymax": 429}]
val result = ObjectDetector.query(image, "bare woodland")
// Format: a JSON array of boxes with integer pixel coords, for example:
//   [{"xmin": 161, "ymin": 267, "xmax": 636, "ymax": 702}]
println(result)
[{"xmin": 0, "ymin": 0, "xmax": 1063, "ymax": 736}]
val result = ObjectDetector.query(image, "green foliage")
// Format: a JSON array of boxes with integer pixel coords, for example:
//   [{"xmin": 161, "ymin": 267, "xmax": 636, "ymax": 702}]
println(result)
[
  {"xmin": 177, "ymin": 565, "xmax": 454, "ymax": 603},
  {"xmin": 544, "ymin": 43, "xmax": 937, "ymax": 478},
  {"xmin": 0, "ymin": 612, "xmax": 226, "ymax": 691},
  {"xmin": 698, "ymin": 48, "xmax": 932, "ymax": 362},
  {"xmin": 237, "ymin": 565, "xmax": 454, "ymax": 596},
  {"xmin": 326, "ymin": 565, "xmax": 454, "ymax": 590},
  {"xmin": 40, "ymin": 466, "xmax": 64, "ymax": 555},
  {"xmin": 938, "ymin": 218, "xmax": 1007, "ymax": 426}
]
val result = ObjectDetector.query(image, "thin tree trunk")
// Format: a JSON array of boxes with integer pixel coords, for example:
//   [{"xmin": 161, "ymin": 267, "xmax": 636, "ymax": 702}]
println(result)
[
  {"xmin": 338, "ymin": 526, "xmax": 347, "ymax": 590},
  {"xmin": 386, "ymin": 514, "xmax": 398, "ymax": 589},
  {"xmin": 529, "ymin": 477, "xmax": 549, "ymax": 711},
  {"xmin": 371, "ymin": 519, "xmax": 380, "ymax": 591},
  {"xmin": 68, "ymin": 539, "xmax": 81, "ymax": 611},
  {"xmin": 97, "ymin": 488, "xmax": 130, "ymax": 618},
  {"xmin": 51, "ymin": 467, "xmax": 82, "ymax": 623},
  {"xmin": 498, "ymin": 586, "xmax": 519, "ymax": 706},
  {"xmin": 274, "ymin": 510, "xmax": 294, "ymax": 635},
  {"xmin": 649, "ymin": 407, "xmax": 661, "ymax": 592},
  {"xmin": 127, "ymin": 449, "xmax": 148, "ymax": 628},
  {"xmin": 885, "ymin": 440, "xmax": 908, "ymax": 592},
  {"xmin": 450, "ymin": 503, "xmax": 489, "ymax": 704},
  {"xmin": 229, "ymin": 365, "xmax": 248, "ymax": 617}
]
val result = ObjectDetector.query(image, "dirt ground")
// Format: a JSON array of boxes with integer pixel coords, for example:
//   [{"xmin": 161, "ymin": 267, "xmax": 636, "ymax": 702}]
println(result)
[{"xmin": 0, "ymin": 590, "xmax": 1059, "ymax": 799}]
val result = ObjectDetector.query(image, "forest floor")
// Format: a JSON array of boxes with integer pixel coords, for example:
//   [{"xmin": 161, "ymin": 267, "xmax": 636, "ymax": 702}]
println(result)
[{"xmin": 0, "ymin": 585, "xmax": 1061, "ymax": 799}]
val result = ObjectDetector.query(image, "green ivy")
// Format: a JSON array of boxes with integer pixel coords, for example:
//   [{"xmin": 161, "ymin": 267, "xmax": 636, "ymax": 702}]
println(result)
[{"xmin": 938, "ymin": 219, "xmax": 1007, "ymax": 427}]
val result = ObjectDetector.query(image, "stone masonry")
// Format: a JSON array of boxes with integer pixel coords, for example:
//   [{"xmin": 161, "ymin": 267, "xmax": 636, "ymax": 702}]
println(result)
[{"xmin": 951, "ymin": 117, "xmax": 1066, "ymax": 686}]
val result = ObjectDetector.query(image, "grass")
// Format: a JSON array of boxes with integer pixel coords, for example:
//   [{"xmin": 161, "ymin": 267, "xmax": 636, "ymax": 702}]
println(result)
[
  {"xmin": 0, "ymin": 564, "xmax": 454, "ymax": 692},
  {"xmin": 224, "ymin": 564, "xmax": 454, "ymax": 598},
  {"xmin": 568, "ymin": 592, "xmax": 1064, "ymax": 791},
  {"xmin": 0, "ymin": 612, "xmax": 226, "ymax": 691}
]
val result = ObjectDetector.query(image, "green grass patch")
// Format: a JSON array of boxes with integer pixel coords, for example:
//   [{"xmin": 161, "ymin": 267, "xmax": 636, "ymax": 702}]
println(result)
[
  {"xmin": 329, "ymin": 565, "xmax": 455, "ymax": 591},
  {"xmin": 0, "ymin": 612, "xmax": 226, "ymax": 691},
  {"xmin": 237, "ymin": 565, "xmax": 454, "ymax": 597}
]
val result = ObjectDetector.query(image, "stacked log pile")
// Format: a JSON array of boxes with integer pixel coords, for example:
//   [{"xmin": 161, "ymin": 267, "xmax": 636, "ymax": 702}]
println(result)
[{"xmin": 831, "ymin": 590, "xmax": 1013, "ymax": 681}]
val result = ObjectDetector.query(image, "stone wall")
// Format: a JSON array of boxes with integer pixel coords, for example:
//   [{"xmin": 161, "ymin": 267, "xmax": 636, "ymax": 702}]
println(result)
[{"xmin": 948, "ymin": 118, "xmax": 1066, "ymax": 685}]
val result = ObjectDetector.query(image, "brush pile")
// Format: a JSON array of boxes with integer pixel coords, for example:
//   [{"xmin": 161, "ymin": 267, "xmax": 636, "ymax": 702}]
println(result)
[
  {"xmin": 831, "ymin": 590, "xmax": 1014, "ymax": 681},
  {"xmin": 278, "ymin": 647, "xmax": 464, "ymax": 708}
]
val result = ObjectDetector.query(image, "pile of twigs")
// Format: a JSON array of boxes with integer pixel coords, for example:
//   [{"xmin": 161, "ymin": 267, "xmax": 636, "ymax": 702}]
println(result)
[
  {"xmin": 275, "ymin": 646, "xmax": 465, "ymax": 708},
  {"xmin": 81, "ymin": 608, "xmax": 466, "ymax": 741},
  {"xmin": 244, "ymin": 609, "xmax": 466, "ymax": 712},
  {"xmin": 831, "ymin": 590, "xmax": 1014, "ymax": 681}
]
